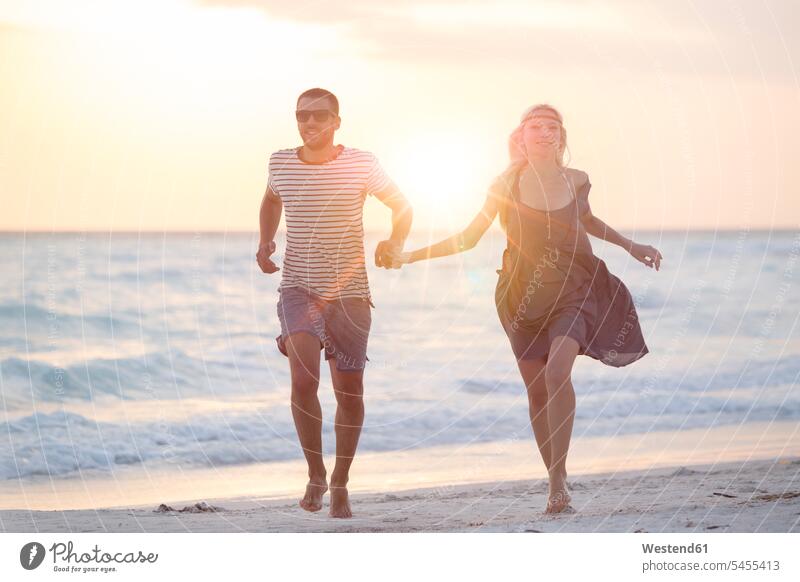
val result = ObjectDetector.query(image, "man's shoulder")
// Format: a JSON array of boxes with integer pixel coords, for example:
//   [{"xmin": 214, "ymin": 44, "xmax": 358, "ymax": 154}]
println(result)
[
  {"xmin": 340, "ymin": 147, "xmax": 377, "ymax": 162},
  {"xmin": 269, "ymin": 147, "xmax": 299, "ymax": 162},
  {"xmin": 268, "ymin": 149, "xmax": 297, "ymax": 172}
]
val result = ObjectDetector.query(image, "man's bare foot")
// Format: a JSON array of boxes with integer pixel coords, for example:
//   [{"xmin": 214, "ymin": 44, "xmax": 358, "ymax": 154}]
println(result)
[
  {"xmin": 545, "ymin": 471, "xmax": 573, "ymax": 514},
  {"xmin": 329, "ymin": 484, "xmax": 352, "ymax": 518},
  {"xmin": 299, "ymin": 478, "xmax": 328, "ymax": 512}
]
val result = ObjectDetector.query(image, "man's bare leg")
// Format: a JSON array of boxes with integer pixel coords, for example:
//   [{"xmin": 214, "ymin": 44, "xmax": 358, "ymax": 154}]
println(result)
[
  {"xmin": 286, "ymin": 332, "xmax": 328, "ymax": 512},
  {"xmin": 327, "ymin": 361, "xmax": 365, "ymax": 518}
]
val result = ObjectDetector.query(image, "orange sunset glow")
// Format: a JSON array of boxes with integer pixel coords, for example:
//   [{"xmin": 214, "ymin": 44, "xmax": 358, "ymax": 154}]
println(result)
[{"xmin": 1, "ymin": 0, "xmax": 798, "ymax": 233}]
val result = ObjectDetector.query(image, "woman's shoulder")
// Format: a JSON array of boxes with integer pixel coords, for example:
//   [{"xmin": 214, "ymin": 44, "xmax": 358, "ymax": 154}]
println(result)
[
  {"xmin": 488, "ymin": 168, "xmax": 518, "ymax": 197},
  {"xmin": 565, "ymin": 167, "xmax": 590, "ymax": 188}
]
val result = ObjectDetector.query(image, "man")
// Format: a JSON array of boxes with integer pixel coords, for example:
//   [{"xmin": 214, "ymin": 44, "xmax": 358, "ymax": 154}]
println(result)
[{"xmin": 257, "ymin": 88, "xmax": 412, "ymax": 518}]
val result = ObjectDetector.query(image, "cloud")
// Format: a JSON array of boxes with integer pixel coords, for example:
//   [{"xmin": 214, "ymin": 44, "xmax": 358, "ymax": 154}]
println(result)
[{"xmin": 195, "ymin": 0, "xmax": 799, "ymax": 81}]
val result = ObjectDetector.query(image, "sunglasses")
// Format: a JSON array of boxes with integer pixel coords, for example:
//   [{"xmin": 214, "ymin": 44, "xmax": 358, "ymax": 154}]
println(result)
[{"xmin": 295, "ymin": 109, "xmax": 336, "ymax": 122}]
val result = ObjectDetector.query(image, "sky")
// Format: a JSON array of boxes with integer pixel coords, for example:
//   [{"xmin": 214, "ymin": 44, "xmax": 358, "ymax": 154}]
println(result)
[{"xmin": 0, "ymin": 0, "xmax": 798, "ymax": 233}]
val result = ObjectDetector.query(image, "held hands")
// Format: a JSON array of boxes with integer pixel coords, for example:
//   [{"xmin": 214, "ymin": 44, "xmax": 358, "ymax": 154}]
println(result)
[
  {"xmin": 630, "ymin": 242, "xmax": 662, "ymax": 271},
  {"xmin": 375, "ymin": 240, "xmax": 412, "ymax": 269},
  {"xmin": 388, "ymin": 251, "xmax": 413, "ymax": 268},
  {"xmin": 256, "ymin": 241, "xmax": 280, "ymax": 274}
]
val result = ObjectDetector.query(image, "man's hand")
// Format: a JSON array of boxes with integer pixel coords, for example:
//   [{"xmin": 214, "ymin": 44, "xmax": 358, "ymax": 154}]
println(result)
[
  {"xmin": 375, "ymin": 240, "xmax": 403, "ymax": 269},
  {"xmin": 256, "ymin": 241, "xmax": 280, "ymax": 274}
]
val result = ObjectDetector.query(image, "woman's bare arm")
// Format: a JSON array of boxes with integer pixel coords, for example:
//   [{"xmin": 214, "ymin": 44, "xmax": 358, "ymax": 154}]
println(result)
[
  {"xmin": 581, "ymin": 212, "xmax": 663, "ymax": 270},
  {"xmin": 581, "ymin": 214, "xmax": 633, "ymax": 251},
  {"xmin": 406, "ymin": 194, "xmax": 499, "ymax": 263},
  {"xmin": 570, "ymin": 170, "xmax": 633, "ymax": 249}
]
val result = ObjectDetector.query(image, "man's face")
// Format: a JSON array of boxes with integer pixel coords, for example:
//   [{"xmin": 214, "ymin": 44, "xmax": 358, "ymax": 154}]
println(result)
[{"xmin": 296, "ymin": 96, "xmax": 340, "ymax": 150}]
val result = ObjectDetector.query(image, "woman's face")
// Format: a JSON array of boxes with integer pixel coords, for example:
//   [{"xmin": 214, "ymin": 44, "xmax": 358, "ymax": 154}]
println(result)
[{"xmin": 521, "ymin": 113, "xmax": 563, "ymax": 160}]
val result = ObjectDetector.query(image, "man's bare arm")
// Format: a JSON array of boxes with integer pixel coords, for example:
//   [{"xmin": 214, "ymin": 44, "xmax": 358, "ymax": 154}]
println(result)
[
  {"xmin": 371, "ymin": 186, "xmax": 413, "ymax": 268},
  {"xmin": 257, "ymin": 186, "xmax": 282, "ymax": 274},
  {"xmin": 260, "ymin": 186, "xmax": 282, "ymax": 245}
]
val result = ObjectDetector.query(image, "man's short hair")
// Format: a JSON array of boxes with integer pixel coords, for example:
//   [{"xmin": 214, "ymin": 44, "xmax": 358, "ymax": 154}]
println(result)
[{"xmin": 297, "ymin": 88, "xmax": 339, "ymax": 115}]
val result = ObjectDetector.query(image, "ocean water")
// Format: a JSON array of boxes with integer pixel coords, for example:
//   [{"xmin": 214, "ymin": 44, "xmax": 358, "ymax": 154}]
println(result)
[{"xmin": 1, "ymin": 229, "xmax": 798, "ymax": 481}]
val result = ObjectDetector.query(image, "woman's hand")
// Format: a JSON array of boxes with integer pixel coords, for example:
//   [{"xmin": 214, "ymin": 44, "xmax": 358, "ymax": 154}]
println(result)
[
  {"xmin": 391, "ymin": 251, "xmax": 414, "ymax": 268},
  {"xmin": 630, "ymin": 242, "xmax": 662, "ymax": 271},
  {"xmin": 380, "ymin": 246, "xmax": 413, "ymax": 269}
]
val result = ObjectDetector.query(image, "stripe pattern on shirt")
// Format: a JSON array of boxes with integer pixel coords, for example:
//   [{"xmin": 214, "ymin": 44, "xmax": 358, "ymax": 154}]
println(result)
[{"xmin": 268, "ymin": 146, "xmax": 394, "ymax": 301}]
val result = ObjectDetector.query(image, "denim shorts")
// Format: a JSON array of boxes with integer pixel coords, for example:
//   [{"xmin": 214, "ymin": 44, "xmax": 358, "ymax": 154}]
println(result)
[{"xmin": 276, "ymin": 285, "xmax": 372, "ymax": 372}]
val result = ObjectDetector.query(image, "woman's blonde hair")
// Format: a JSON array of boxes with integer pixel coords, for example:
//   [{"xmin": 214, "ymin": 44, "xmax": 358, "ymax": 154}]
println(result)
[{"xmin": 496, "ymin": 103, "xmax": 569, "ymax": 232}]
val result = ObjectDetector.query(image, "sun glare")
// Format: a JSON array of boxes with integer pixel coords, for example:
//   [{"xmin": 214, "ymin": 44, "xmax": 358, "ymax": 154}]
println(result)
[{"xmin": 384, "ymin": 131, "xmax": 498, "ymax": 230}]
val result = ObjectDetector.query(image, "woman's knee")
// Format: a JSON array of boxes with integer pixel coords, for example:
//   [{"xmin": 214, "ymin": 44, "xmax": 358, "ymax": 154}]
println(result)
[
  {"xmin": 519, "ymin": 357, "xmax": 548, "ymax": 407},
  {"xmin": 545, "ymin": 335, "xmax": 580, "ymax": 392},
  {"xmin": 544, "ymin": 361, "xmax": 572, "ymax": 393},
  {"xmin": 527, "ymin": 384, "xmax": 549, "ymax": 410}
]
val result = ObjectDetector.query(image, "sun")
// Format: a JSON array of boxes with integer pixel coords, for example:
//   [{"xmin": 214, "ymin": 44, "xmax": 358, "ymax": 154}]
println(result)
[{"xmin": 382, "ymin": 130, "xmax": 499, "ymax": 231}]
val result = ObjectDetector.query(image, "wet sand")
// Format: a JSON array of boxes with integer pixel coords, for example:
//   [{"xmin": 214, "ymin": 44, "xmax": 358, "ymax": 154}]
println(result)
[{"xmin": 1, "ymin": 421, "xmax": 797, "ymax": 532}]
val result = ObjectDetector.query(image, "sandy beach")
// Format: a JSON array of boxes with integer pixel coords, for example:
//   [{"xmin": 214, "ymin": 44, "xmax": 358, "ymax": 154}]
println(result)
[
  {"xmin": 1, "ymin": 457, "xmax": 798, "ymax": 533},
  {"xmin": 1, "ymin": 421, "xmax": 797, "ymax": 533}
]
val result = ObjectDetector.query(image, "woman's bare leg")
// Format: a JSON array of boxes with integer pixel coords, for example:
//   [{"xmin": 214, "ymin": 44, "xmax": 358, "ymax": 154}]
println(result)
[
  {"xmin": 543, "ymin": 335, "xmax": 580, "ymax": 513},
  {"xmin": 517, "ymin": 355, "xmax": 552, "ymax": 472}
]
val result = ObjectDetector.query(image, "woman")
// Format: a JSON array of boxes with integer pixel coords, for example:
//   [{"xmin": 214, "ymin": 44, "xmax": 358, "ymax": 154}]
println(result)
[{"xmin": 394, "ymin": 104, "xmax": 663, "ymax": 514}]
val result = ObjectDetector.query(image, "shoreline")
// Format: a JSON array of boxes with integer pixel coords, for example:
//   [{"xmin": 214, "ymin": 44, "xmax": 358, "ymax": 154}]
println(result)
[
  {"xmin": 1, "ymin": 421, "xmax": 798, "ymax": 532},
  {"xmin": 1, "ymin": 420, "xmax": 796, "ymax": 511}
]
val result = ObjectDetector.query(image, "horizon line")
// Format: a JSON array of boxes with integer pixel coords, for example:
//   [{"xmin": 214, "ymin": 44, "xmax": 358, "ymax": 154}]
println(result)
[{"xmin": 1, "ymin": 227, "xmax": 798, "ymax": 235}]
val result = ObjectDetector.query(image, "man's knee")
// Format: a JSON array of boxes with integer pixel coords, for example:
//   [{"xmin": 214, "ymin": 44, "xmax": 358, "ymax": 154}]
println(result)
[
  {"xmin": 291, "ymin": 374, "xmax": 320, "ymax": 401},
  {"xmin": 333, "ymin": 375, "xmax": 364, "ymax": 412}
]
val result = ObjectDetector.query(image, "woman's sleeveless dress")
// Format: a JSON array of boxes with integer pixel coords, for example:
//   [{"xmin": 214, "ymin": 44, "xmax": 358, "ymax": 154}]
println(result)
[{"xmin": 494, "ymin": 170, "xmax": 649, "ymax": 367}]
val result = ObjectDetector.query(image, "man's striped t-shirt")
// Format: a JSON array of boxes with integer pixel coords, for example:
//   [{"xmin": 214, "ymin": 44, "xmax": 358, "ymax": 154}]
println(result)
[{"xmin": 268, "ymin": 146, "xmax": 396, "ymax": 301}]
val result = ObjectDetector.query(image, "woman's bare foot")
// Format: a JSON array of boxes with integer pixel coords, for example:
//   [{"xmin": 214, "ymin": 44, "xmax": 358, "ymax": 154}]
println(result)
[
  {"xmin": 545, "ymin": 470, "xmax": 573, "ymax": 514},
  {"xmin": 329, "ymin": 484, "xmax": 352, "ymax": 518},
  {"xmin": 299, "ymin": 477, "xmax": 328, "ymax": 512}
]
